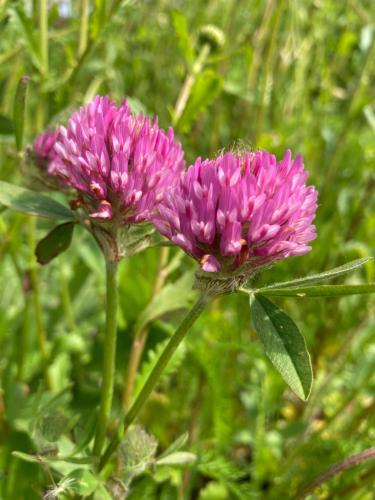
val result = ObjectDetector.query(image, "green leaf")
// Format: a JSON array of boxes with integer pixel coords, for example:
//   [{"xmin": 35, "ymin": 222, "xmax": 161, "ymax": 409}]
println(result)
[
  {"xmin": 136, "ymin": 272, "xmax": 195, "ymax": 332},
  {"xmin": 73, "ymin": 411, "xmax": 97, "ymax": 454},
  {"xmin": 13, "ymin": 76, "xmax": 29, "ymax": 151},
  {"xmin": 37, "ymin": 410, "xmax": 70, "ymax": 442},
  {"xmin": 255, "ymin": 283, "xmax": 375, "ymax": 297},
  {"xmin": 172, "ymin": 10, "xmax": 194, "ymax": 67},
  {"xmin": 250, "ymin": 294, "xmax": 313, "ymax": 400},
  {"xmin": 178, "ymin": 69, "xmax": 223, "ymax": 132},
  {"xmin": 65, "ymin": 469, "xmax": 99, "ymax": 496},
  {"xmin": 35, "ymin": 222, "xmax": 75, "ymax": 265},
  {"xmin": 255, "ymin": 257, "xmax": 373, "ymax": 291},
  {"xmin": 0, "ymin": 181, "xmax": 74, "ymax": 220},
  {"xmin": 94, "ymin": 484, "xmax": 113, "ymax": 500},
  {"xmin": 38, "ymin": 385, "xmax": 72, "ymax": 414},
  {"xmin": 156, "ymin": 451, "xmax": 196, "ymax": 466},
  {"xmin": 158, "ymin": 432, "xmax": 189, "ymax": 460},
  {"xmin": 119, "ymin": 425, "xmax": 158, "ymax": 468}
]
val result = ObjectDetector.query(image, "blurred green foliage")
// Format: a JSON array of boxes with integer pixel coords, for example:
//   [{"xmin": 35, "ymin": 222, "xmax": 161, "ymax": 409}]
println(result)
[{"xmin": 0, "ymin": 0, "xmax": 374, "ymax": 498}]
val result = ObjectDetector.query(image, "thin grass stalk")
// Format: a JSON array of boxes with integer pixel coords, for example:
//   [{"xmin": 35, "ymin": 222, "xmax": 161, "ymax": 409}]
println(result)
[
  {"xmin": 79, "ymin": 0, "xmax": 90, "ymax": 57},
  {"xmin": 173, "ymin": 43, "xmax": 211, "ymax": 127},
  {"xmin": 297, "ymin": 447, "xmax": 375, "ymax": 499},
  {"xmin": 39, "ymin": 0, "xmax": 49, "ymax": 77},
  {"xmin": 254, "ymin": 0, "xmax": 284, "ymax": 142}
]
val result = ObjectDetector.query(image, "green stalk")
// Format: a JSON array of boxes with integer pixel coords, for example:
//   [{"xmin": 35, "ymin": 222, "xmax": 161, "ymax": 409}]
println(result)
[
  {"xmin": 79, "ymin": 0, "xmax": 90, "ymax": 57},
  {"xmin": 39, "ymin": 0, "xmax": 49, "ymax": 77},
  {"xmin": 99, "ymin": 293, "xmax": 209, "ymax": 470},
  {"xmin": 68, "ymin": 0, "xmax": 124, "ymax": 87},
  {"xmin": 254, "ymin": 0, "xmax": 284, "ymax": 142},
  {"xmin": 93, "ymin": 259, "xmax": 119, "ymax": 458},
  {"xmin": 173, "ymin": 43, "xmax": 211, "ymax": 127},
  {"xmin": 297, "ymin": 446, "xmax": 375, "ymax": 500}
]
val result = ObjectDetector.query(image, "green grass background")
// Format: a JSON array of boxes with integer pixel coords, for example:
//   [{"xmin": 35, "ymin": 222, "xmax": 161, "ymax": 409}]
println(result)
[{"xmin": 0, "ymin": 0, "xmax": 374, "ymax": 498}]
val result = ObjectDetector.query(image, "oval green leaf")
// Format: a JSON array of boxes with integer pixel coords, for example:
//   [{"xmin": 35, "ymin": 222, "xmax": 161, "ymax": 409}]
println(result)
[
  {"xmin": 156, "ymin": 451, "xmax": 196, "ymax": 466},
  {"xmin": 250, "ymin": 294, "xmax": 313, "ymax": 401},
  {"xmin": 0, "ymin": 181, "xmax": 74, "ymax": 220},
  {"xmin": 158, "ymin": 432, "xmax": 189, "ymax": 460},
  {"xmin": 65, "ymin": 469, "xmax": 99, "ymax": 496},
  {"xmin": 36, "ymin": 222, "xmax": 75, "ymax": 265}
]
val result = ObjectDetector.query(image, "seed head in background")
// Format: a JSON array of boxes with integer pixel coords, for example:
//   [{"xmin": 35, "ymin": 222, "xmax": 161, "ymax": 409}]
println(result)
[{"xmin": 153, "ymin": 150, "xmax": 318, "ymax": 292}]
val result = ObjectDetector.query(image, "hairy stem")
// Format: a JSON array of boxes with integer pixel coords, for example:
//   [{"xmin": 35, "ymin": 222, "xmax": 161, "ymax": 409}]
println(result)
[
  {"xmin": 93, "ymin": 259, "xmax": 119, "ymax": 458},
  {"xmin": 99, "ymin": 293, "xmax": 209, "ymax": 470},
  {"xmin": 297, "ymin": 446, "xmax": 375, "ymax": 499}
]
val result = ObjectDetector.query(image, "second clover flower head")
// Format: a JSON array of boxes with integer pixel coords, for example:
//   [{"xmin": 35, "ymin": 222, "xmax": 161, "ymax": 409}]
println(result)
[
  {"xmin": 25, "ymin": 129, "xmax": 62, "ymax": 191},
  {"xmin": 153, "ymin": 150, "xmax": 318, "ymax": 283},
  {"xmin": 51, "ymin": 95, "xmax": 185, "ymax": 224},
  {"xmin": 33, "ymin": 129, "xmax": 60, "ymax": 170}
]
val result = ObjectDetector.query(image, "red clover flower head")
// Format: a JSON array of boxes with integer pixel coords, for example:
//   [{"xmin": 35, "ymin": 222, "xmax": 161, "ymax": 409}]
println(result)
[
  {"xmin": 51, "ymin": 95, "xmax": 185, "ymax": 224},
  {"xmin": 153, "ymin": 150, "xmax": 318, "ymax": 287}
]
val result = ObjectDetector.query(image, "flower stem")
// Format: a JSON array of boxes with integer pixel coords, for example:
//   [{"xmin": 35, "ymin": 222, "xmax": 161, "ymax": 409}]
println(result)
[
  {"xmin": 297, "ymin": 446, "xmax": 375, "ymax": 500},
  {"xmin": 99, "ymin": 292, "xmax": 209, "ymax": 470},
  {"xmin": 93, "ymin": 259, "xmax": 119, "ymax": 458}
]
